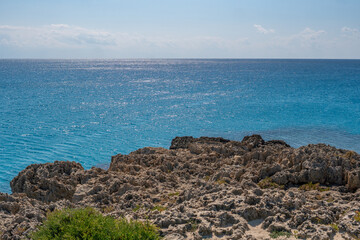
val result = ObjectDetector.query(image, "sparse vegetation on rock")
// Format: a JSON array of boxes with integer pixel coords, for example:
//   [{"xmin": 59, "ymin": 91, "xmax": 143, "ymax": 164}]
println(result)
[
  {"xmin": 299, "ymin": 182, "xmax": 330, "ymax": 192},
  {"xmin": 355, "ymin": 211, "xmax": 360, "ymax": 222},
  {"xmin": 329, "ymin": 223, "xmax": 339, "ymax": 232},
  {"xmin": 258, "ymin": 177, "xmax": 284, "ymax": 189},
  {"xmin": 269, "ymin": 230, "xmax": 291, "ymax": 238}
]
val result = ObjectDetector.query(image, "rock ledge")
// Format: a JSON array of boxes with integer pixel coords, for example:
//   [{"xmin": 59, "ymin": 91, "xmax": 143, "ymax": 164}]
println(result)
[{"xmin": 1, "ymin": 135, "xmax": 360, "ymax": 239}]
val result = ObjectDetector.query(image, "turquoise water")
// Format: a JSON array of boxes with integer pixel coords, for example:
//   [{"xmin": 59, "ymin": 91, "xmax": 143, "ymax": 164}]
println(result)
[{"xmin": 1, "ymin": 59, "xmax": 360, "ymax": 193}]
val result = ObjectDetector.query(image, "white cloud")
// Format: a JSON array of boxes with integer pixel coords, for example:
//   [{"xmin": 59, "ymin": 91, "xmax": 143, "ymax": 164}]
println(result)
[
  {"xmin": 253, "ymin": 24, "xmax": 275, "ymax": 34},
  {"xmin": 342, "ymin": 26, "xmax": 359, "ymax": 34},
  {"xmin": 341, "ymin": 26, "xmax": 360, "ymax": 38},
  {"xmin": 0, "ymin": 24, "xmax": 359, "ymax": 58},
  {"xmin": 0, "ymin": 24, "xmax": 118, "ymax": 48},
  {"xmin": 298, "ymin": 28, "xmax": 326, "ymax": 41},
  {"xmin": 0, "ymin": 24, "xmax": 249, "ymax": 53},
  {"xmin": 271, "ymin": 28, "xmax": 326, "ymax": 49}
]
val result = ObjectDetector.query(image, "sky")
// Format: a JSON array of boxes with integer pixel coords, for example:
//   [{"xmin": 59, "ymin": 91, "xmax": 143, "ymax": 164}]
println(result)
[{"xmin": 0, "ymin": 0, "xmax": 359, "ymax": 59}]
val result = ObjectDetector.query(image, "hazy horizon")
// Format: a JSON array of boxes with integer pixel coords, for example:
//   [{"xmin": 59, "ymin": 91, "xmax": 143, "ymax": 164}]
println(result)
[{"xmin": 1, "ymin": 58, "xmax": 360, "ymax": 60}]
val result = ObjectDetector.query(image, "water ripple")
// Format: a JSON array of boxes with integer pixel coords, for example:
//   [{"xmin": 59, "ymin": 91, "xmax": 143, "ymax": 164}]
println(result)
[{"xmin": 1, "ymin": 59, "xmax": 360, "ymax": 193}]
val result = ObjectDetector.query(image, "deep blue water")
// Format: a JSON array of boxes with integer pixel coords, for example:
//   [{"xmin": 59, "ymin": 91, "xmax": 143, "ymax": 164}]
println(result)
[{"xmin": 1, "ymin": 59, "xmax": 360, "ymax": 193}]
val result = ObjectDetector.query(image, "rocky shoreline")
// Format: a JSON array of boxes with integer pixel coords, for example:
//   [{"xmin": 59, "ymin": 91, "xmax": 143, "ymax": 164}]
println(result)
[{"xmin": 1, "ymin": 135, "xmax": 360, "ymax": 239}]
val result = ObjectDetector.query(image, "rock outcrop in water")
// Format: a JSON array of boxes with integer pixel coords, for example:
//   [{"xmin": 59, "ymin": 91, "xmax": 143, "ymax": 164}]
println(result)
[{"xmin": 1, "ymin": 135, "xmax": 360, "ymax": 239}]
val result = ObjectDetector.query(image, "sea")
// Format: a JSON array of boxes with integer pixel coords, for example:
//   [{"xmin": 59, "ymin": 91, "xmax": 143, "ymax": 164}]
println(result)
[{"xmin": 1, "ymin": 59, "xmax": 360, "ymax": 193}]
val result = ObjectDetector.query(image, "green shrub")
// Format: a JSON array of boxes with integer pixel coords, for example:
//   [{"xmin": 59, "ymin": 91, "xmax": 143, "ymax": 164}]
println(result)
[
  {"xmin": 216, "ymin": 179, "xmax": 227, "ymax": 185},
  {"xmin": 329, "ymin": 223, "xmax": 339, "ymax": 232},
  {"xmin": 258, "ymin": 177, "xmax": 284, "ymax": 189},
  {"xmin": 270, "ymin": 230, "xmax": 291, "ymax": 238},
  {"xmin": 168, "ymin": 192, "xmax": 180, "ymax": 197},
  {"xmin": 151, "ymin": 205, "xmax": 167, "ymax": 212},
  {"xmin": 30, "ymin": 207, "xmax": 161, "ymax": 240},
  {"xmin": 355, "ymin": 211, "xmax": 360, "ymax": 222},
  {"xmin": 299, "ymin": 182, "xmax": 329, "ymax": 192}
]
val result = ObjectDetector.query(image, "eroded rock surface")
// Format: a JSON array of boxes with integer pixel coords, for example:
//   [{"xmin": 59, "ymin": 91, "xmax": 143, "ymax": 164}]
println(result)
[
  {"xmin": 1, "ymin": 135, "xmax": 360, "ymax": 239},
  {"xmin": 10, "ymin": 161, "xmax": 84, "ymax": 202}
]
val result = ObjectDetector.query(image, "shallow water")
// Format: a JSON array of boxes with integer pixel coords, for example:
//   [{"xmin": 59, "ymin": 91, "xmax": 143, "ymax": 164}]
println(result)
[{"xmin": 1, "ymin": 59, "xmax": 360, "ymax": 193}]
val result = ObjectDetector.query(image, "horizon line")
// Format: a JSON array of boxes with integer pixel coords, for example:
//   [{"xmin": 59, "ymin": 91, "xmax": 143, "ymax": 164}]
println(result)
[{"xmin": 0, "ymin": 57, "xmax": 360, "ymax": 60}]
